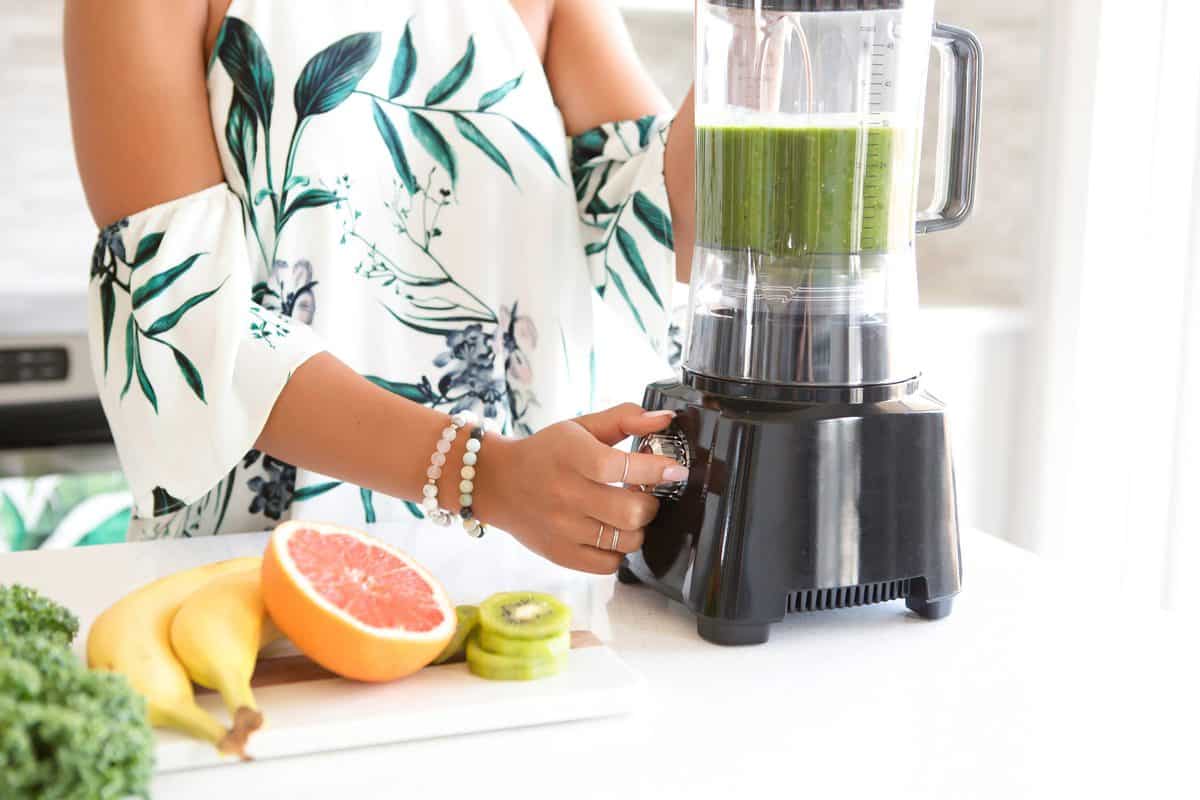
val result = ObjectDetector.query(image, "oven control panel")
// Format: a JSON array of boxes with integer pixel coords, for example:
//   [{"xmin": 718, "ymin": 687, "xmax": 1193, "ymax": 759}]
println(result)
[
  {"xmin": 0, "ymin": 334, "xmax": 97, "ymax": 407},
  {"xmin": 0, "ymin": 337, "xmax": 110, "ymax": 447},
  {"xmin": 0, "ymin": 347, "xmax": 70, "ymax": 384}
]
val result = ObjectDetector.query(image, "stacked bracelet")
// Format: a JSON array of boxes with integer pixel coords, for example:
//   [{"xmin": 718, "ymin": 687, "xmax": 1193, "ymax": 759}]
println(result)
[
  {"xmin": 421, "ymin": 412, "xmax": 471, "ymax": 526},
  {"xmin": 458, "ymin": 426, "xmax": 487, "ymax": 538}
]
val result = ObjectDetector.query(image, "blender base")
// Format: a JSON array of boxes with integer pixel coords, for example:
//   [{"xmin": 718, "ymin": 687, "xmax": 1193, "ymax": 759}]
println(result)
[
  {"xmin": 697, "ymin": 617, "xmax": 772, "ymax": 647},
  {"xmin": 616, "ymin": 565, "xmax": 642, "ymax": 586},
  {"xmin": 906, "ymin": 595, "xmax": 955, "ymax": 621},
  {"xmin": 624, "ymin": 371, "xmax": 962, "ymax": 646}
]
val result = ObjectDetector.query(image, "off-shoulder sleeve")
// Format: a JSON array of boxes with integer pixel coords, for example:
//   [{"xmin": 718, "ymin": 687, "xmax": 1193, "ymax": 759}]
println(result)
[
  {"xmin": 87, "ymin": 184, "xmax": 324, "ymax": 517},
  {"xmin": 571, "ymin": 114, "xmax": 677, "ymax": 358}
]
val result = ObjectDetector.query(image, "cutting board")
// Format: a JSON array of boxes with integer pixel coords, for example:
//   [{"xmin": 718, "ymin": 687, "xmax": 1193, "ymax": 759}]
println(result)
[
  {"xmin": 0, "ymin": 531, "xmax": 646, "ymax": 773},
  {"xmin": 158, "ymin": 630, "xmax": 640, "ymax": 772}
]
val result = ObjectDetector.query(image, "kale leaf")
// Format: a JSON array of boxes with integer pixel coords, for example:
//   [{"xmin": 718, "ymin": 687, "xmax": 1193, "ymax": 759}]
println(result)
[{"xmin": 0, "ymin": 585, "xmax": 154, "ymax": 799}]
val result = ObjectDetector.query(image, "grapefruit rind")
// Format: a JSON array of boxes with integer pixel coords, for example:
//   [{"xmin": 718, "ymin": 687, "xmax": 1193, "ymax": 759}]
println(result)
[
  {"xmin": 269, "ymin": 521, "xmax": 455, "ymax": 643},
  {"xmin": 262, "ymin": 520, "xmax": 456, "ymax": 682}
]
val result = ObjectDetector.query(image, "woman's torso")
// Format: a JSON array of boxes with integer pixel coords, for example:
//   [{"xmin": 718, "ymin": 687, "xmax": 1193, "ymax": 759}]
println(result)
[{"xmin": 134, "ymin": 0, "xmax": 604, "ymax": 539}]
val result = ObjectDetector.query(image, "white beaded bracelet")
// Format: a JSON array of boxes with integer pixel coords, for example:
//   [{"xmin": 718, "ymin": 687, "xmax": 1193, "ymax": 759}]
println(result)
[
  {"xmin": 421, "ymin": 412, "xmax": 472, "ymax": 526},
  {"xmin": 458, "ymin": 426, "xmax": 487, "ymax": 538}
]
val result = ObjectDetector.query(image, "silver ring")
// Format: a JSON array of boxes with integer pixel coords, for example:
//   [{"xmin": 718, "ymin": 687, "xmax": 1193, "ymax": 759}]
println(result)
[
  {"xmin": 620, "ymin": 452, "xmax": 631, "ymax": 485},
  {"xmin": 596, "ymin": 523, "xmax": 605, "ymax": 549},
  {"xmin": 610, "ymin": 528, "xmax": 621, "ymax": 552}
]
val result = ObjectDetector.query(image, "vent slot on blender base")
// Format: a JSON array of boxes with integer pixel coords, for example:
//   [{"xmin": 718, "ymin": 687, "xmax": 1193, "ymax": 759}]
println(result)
[{"xmin": 787, "ymin": 578, "xmax": 912, "ymax": 613}]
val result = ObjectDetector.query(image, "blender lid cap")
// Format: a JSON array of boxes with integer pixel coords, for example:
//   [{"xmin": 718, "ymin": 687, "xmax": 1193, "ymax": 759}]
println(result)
[{"xmin": 706, "ymin": 0, "xmax": 904, "ymax": 10}]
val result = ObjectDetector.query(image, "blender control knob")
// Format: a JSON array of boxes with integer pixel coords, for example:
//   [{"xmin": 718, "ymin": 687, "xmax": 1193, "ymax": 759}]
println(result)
[{"xmin": 637, "ymin": 429, "xmax": 691, "ymax": 501}]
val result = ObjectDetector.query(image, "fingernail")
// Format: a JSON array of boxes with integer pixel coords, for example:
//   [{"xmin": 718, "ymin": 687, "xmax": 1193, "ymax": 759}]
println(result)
[
  {"xmin": 662, "ymin": 465, "xmax": 688, "ymax": 482},
  {"xmin": 643, "ymin": 409, "xmax": 676, "ymax": 418}
]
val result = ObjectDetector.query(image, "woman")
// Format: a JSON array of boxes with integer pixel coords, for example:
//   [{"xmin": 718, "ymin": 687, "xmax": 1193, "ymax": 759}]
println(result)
[{"xmin": 64, "ymin": 0, "xmax": 696, "ymax": 587}]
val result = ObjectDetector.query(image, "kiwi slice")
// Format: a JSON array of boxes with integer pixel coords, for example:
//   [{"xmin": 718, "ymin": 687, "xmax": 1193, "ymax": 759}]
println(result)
[
  {"xmin": 478, "ymin": 591, "xmax": 571, "ymax": 641},
  {"xmin": 431, "ymin": 605, "xmax": 479, "ymax": 665},
  {"xmin": 466, "ymin": 632, "xmax": 567, "ymax": 681},
  {"xmin": 477, "ymin": 627, "xmax": 570, "ymax": 659}
]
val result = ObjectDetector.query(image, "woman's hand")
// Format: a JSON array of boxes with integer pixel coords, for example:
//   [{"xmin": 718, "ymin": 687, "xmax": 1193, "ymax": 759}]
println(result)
[{"xmin": 472, "ymin": 403, "xmax": 685, "ymax": 574}]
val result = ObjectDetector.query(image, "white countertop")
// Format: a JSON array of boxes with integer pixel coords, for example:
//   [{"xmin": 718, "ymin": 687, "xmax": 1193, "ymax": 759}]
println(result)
[{"xmin": 5, "ymin": 528, "xmax": 1197, "ymax": 799}]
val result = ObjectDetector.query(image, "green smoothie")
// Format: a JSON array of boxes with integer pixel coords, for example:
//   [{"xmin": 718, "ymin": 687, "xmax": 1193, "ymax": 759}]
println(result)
[{"xmin": 696, "ymin": 124, "xmax": 915, "ymax": 258}]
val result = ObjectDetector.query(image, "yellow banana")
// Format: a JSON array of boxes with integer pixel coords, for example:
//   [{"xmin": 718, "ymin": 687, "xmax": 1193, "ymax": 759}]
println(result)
[
  {"xmin": 86, "ymin": 556, "xmax": 260, "ymax": 758},
  {"xmin": 169, "ymin": 566, "xmax": 270, "ymax": 739}
]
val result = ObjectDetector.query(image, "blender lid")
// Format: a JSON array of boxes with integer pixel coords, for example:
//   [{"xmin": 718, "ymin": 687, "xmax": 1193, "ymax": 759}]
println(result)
[{"xmin": 706, "ymin": 0, "xmax": 904, "ymax": 10}]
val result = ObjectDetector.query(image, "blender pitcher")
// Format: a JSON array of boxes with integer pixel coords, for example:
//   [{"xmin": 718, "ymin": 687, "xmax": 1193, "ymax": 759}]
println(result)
[{"xmin": 687, "ymin": 0, "xmax": 981, "ymax": 386}]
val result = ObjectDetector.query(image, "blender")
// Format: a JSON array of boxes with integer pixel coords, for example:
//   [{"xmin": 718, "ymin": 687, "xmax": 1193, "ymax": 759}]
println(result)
[{"xmin": 623, "ymin": 0, "xmax": 982, "ymax": 645}]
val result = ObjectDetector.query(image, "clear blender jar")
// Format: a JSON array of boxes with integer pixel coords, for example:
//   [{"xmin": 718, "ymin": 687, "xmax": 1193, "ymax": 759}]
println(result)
[{"xmin": 687, "ymin": 0, "xmax": 981, "ymax": 386}]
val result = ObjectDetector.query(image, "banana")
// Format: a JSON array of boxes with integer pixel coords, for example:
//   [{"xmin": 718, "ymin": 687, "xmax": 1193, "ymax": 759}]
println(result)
[
  {"xmin": 169, "ymin": 566, "xmax": 270, "ymax": 739},
  {"xmin": 86, "ymin": 556, "xmax": 261, "ymax": 758}
]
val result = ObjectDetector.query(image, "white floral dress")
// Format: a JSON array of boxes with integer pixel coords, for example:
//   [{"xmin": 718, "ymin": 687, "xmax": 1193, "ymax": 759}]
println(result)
[{"xmin": 85, "ymin": 0, "xmax": 677, "ymax": 598}]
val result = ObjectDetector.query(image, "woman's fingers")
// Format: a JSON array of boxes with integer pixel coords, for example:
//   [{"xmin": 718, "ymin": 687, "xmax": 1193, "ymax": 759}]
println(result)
[
  {"xmin": 573, "ymin": 403, "xmax": 676, "ymax": 447},
  {"xmin": 582, "ymin": 483, "xmax": 658, "ymax": 533},
  {"xmin": 596, "ymin": 524, "xmax": 644, "ymax": 554},
  {"xmin": 563, "ymin": 513, "xmax": 647, "ymax": 553},
  {"xmin": 580, "ymin": 444, "xmax": 686, "ymax": 487},
  {"xmin": 498, "ymin": 413, "xmax": 678, "ymax": 576},
  {"xmin": 568, "ymin": 544, "xmax": 625, "ymax": 575},
  {"xmin": 614, "ymin": 409, "xmax": 678, "ymax": 440}
]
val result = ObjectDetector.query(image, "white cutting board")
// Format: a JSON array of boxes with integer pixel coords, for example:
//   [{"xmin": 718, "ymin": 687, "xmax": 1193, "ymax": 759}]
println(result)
[
  {"xmin": 158, "ymin": 633, "xmax": 640, "ymax": 772},
  {"xmin": 0, "ymin": 532, "xmax": 645, "ymax": 773}
]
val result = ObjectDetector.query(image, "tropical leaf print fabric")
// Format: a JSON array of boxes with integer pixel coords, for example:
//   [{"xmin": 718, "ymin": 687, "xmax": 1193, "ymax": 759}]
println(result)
[
  {"xmin": 86, "ymin": 0, "xmax": 676, "ymax": 540},
  {"xmin": 87, "ymin": 186, "xmax": 323, "ymax": 518},
  {"xmin": 573, "ymin": 115, "xmax": 676, "ymax": 357}
]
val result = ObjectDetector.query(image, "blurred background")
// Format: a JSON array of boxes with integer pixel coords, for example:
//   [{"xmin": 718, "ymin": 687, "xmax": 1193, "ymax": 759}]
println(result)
[{"xmin": 2, "ymin": 1, "xmax": 1197, "ymax": 614}]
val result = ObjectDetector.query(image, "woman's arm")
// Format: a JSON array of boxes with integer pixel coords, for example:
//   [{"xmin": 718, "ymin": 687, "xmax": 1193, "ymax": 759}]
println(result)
[
  {"xmin": 65, "ymin": 0, "xmax": 222, "ymax": 225},
  {"xmin": 543, "ymin": 0, "xmax": 695, "ymax": 282},
  {"xmin": 64, "ymin": 0, "xmax": 453, "ymax": 504},
  {"xmin": 664, "ymin": 90, "xmax": 696, "ymax": 284}
]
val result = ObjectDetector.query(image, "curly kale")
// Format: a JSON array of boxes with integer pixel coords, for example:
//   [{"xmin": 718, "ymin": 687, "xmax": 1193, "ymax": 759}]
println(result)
[
  {"xmin": 0, "ymin": 585, "xmax": 154, "ymax": 800},
  {"xmin": 0, "ymin": 584, "xmax": 80, "ymax": 645}
]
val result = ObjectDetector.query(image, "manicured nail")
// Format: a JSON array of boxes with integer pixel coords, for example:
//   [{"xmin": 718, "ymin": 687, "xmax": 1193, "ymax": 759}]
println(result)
[
  {"xmin": 662, "ymin": 465, "xmax": 688, "ymax": 482},
  {"xmin": 643, "ymin": 409, "xmax": 676, "ymax": 418}
]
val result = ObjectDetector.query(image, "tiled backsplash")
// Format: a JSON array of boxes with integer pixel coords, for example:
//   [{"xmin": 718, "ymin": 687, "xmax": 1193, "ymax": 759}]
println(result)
[{"xmin": 2, "ymin": 0, "xmax": 1043, "ymax": 306}]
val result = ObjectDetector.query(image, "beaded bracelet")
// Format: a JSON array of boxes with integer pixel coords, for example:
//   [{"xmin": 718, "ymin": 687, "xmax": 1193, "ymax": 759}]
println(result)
[
  {"xmin": 421, "ymin": 412, "xmax": 471, "ymax": 526},
  {"xmin": 458, "ymin": 426, "xmax": 487, "ymax": 538}
]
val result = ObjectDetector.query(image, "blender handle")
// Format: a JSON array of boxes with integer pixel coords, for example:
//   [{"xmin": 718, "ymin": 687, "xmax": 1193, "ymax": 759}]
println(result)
[{"xmin": 916, "ymin": 23, "xmax": 983, "ymax": 235}]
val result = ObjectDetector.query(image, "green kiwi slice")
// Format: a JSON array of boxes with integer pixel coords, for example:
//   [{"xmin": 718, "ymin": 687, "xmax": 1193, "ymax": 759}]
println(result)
[
  {"xmin": 478, "ymin": 591, "xmax": 571, "ymax": 641},
  {"xmin": 466, "ymin": 632, "xmax": 567, "ymax": 681},
  {"xmin": 431, "ymin": 605, "xmax": 479, "ymax": 665},
  {"xmin": 477, "ymin": 627, "xmax": 570, "ymax": 659}
]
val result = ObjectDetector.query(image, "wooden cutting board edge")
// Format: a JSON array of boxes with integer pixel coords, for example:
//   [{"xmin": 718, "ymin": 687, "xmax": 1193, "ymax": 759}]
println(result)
[{"xmin": 196, "ymin": 630, "xmax": 603, "ymax": 694}]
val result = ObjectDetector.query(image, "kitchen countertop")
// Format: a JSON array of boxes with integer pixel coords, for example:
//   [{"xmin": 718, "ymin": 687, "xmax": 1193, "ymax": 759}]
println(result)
[{"xmin": 5, "ymin": 528, "xmax": 1197, "ymax": 799}]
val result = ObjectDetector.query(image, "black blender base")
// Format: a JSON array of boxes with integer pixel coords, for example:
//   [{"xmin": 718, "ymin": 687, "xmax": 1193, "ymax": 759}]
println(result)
[
  {"xmin": 906, "ymin": 595, "xmax": 954, "ymax": 620},
  {"xmin": 698, "ymin": 597, "xmax": 953, "ymax": 645},
  {"xmin": 621, "ymin": 561, "xmax": 955, "ymax": 644},
  {"xmin": 697, "ymin": 617, "xmax": 771, "ymax": 646},
  {"xmin": 624, "ymin": 374, "xmax": 963, "ymax": 646}
]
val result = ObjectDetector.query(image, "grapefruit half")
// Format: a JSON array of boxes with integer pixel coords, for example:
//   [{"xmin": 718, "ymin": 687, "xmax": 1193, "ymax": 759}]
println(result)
[{"xmin": 261, "ymin": 521, "xmax": 455, "ymax": 682}]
